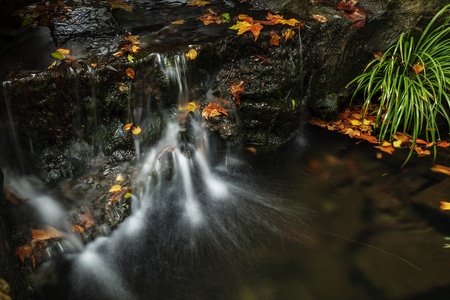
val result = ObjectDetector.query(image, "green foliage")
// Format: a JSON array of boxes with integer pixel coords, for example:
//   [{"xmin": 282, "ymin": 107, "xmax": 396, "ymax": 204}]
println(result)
[{"xmin": 348, "ymin": 4, "xmax": 450, "ymax": 163}]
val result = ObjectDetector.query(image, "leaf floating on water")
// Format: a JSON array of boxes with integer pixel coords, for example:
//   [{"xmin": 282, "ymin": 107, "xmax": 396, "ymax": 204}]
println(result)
[
  {"xmin": 132, "ymin": 126, "xmax": 142, "ymax": 135},
  {"xmin": 126, "ymin": 67, "xmax": 135, "ymax": 79},
  {"xmin": 202, "ymin": 102, "xmax": 228, "ymax": 119},
  {"xmin": 186, "ymin": 48, "xmax": 198, "ymax": 60},
  {"xmin": 186, "ymin": 0, "xmax": 211, "ymax": 7}
]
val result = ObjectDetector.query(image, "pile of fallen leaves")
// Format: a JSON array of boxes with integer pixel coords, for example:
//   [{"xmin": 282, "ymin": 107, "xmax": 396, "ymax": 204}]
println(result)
[{"xmin": 309, "ymin": 104, "xmax": 450, "ymax": 158}]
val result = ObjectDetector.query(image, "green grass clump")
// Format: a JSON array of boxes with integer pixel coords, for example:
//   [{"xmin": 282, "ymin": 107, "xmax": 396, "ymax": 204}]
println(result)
[{"xmin": 347, "ymin": 4, "xmax": 450, "ymax": 163}]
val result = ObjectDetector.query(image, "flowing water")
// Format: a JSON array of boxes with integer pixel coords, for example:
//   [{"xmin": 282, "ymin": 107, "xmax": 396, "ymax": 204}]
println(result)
[{"xmin": 2, "ymin": 1, "xmax": 450, "ymax": 299}]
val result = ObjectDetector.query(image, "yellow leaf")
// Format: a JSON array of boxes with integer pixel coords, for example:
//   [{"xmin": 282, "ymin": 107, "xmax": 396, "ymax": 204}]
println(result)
[
  {"xmin": 186, "ymin": 48, "xmax": 198, "ymax": 60},
  {"xmin": 115, "ymin": 174, "xmax": 124, "ymax": 182},
  {"xmin": 172, "ymin": 19, "xmax": 185, "ymax": 25},
  {"xmin": 229, "ymin": 21, "xmax": 253, "ymax": 35},
  {"xmin": 127, "ymin": 54, "xmax": 135, "ymax": 62},
  {"xmin": 123, "ymin": 123, "xmax": 133, "ymax": 130},
  {"xmin": 282, "ymin": 28, "xmax": 295, "ymax": 41},
  {"xmin": 187, "ymin": 101, "xmax": 200, "ymax": 112},
  {"xmin": 132, "ymin": 126, "xmax": 142, "ymax": 135},
  {"xmin": 131, "ymin": 45, "xmax": 141, "ymax": 54},
  {"xmin": 280, "ymin": 18, "xmax": 300, "ymax": 26},
  {"xmin": 47, "ymin": 60, "xmax": 57, "ymax": 69},
  {"xmin": 124, "ymin": 192, "xmax": 133, "ymax": 199},
  {"xmin": 392, "ymin": 140, "xmax": 402, "ymax": 148},
  {"xmin": 431, "ymin": 164, "xmax": 450, "ymax": 176},
  {"xmin": 350, "ymin": 119, "xmax": 361, "ymax": 126},
  {"xmin": 440, "ymin": 201, "xmax": 450, "ymax": 210},
  {"xmin": 109, "ymin": 185, "xmax": 122, "ymax": 192}
]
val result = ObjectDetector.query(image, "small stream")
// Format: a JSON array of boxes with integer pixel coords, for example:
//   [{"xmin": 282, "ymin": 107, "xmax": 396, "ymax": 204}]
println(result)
[{"xmin": 2, "ymin": 1, "xmax": 450, "ymax": 299}]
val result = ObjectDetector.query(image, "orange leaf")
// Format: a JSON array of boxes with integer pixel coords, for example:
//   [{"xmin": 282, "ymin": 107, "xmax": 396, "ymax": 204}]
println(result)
[
  {"xmin": 186, "ymin": 0, "xmax": 211, "ymax": 7},
  {"xmin": 238, "ymin": 14, "xmax": 254, "ymax": 23},
  {"xmin": 249, "ymin": 23, "xmax": 263, "ymax": 41},
  {"xmin": 123, "ymin": 122, "xmax": 133, "ymax": 130},
  {"xmin": 270, "ymin": 31, "xmax": 281, "ymax": 46},
  {"xmin": 312, "ymin": 14, "xmax": 328, "ymax": 23},
  {"xmin": 186, "ymin": 48, "xmax": 198, "ymax": 60},
  {"xmin": 230, "ymin": 81, "xmax": 245, "ymax": 105},
  {"xmin": 374, "ymin": 145, "xmax": 395, "ymax": 154},
  {"xmin": 172, "ymin": 19, "xmax": 185, "ymax": 25},
  {"xmin": 71, "ymin": 224, "xmax": 85, "ymax": 233},
  {"xmin": 414, "ymin": 145, "xmax": 431, "ymax": 157},
  {"xmin": 412, "ymin": 62, "xmax": 424, "ymax": 74},
  {"xmin": 56, "ymin": 48, "xmax": 71, "ymax": 55},
  {"xmin": 16, "ymin": 245, "xmax": 33, "ymax": 262},
  {"xmin": 31, "ymin": 226, "xmax": 64, "ymax": 243},
  {"xmin": 126, "ymin": 67, "xmax": 135, "ymax": 79},
  {"xmin": 431, "ymin": 164, "xmax": 450, "ymax": 176},
  {"xmin": 437, "ymin": 141, "xmax": 450, "ymax": 148},
  {"xmin": 202, "ymin": 102, "xmax": 228, "ymax": 119}
]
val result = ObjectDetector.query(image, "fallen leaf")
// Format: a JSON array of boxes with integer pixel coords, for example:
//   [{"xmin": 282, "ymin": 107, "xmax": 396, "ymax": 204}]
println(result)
[
  {"xmin": 51, "ymin": 51, "xmax": 65, "ymax": 60},
  {"xmin": 245, "ymin": 147, "xmax": 257, "ymax": 153},
  {"xmin": 414, "ymin": 145, "xmax": 431, "ymax": 157},
  {"xmin": 79, "ymin": 212, "xmax": 95, "ymax": 228},
  {"xmin": 56, "ymin": 48, "xmax": 70, "ymax": 55},
  {"xmin": 106, "ymin": 0, "xmax": 133, "ymax": 11},
  {"xmin": 202, "ymin": 102, "xmax": 228, "ymax": 119},
  {"xmin": 123, "ymin": 123, "xmax": 133, "ymax": 130},
  {"xmin": 431, "ymin": 164, "xmax": 450, "ymax": 176},
  {"xmin": 230, "ymin": 81, "xmax": 245, "ymax": 104},
  {"xmin": 31, "ymin": 227, "xmax": 64, "ymax": 243},
  {"xmin": 437, "ymin": 141, "xmax": 450, "ymax": 148},
  {"xmin": 109, "ymin": 185, "xmax": 122, "ymax": 192},
  {"xmin": 71, "ymin": 225, "xmax": 84, "ymax": 233},
  {"xmin": 374, "ymin": 144, "xmax": 395, "ymax": 154},
  {"xmin": 187, "ymin": 101, "xmax": 200, "ymax": 112},
  {"xmin": 412, "ymin": 62, "xmax": 424, "ymax": 74},
  {"xmin": 312, "ymin": 14, "xmax": 328, "ymax": 23},
  {"xmin": 270, "ymin": 31, "xmax": 281, "ymax": 46},
  {"xmin": 126, "ymin": 67, "xmax": 135, "ymax": 79},
  {"xmin": 186, "ymin": 0, "xmax": 211, "ymax": 7},
  {"xmin": 186, "ymin": 48, "xmax": 198, "ymax": 60},
  {"xmin": 132, "ymin": 126, "xmax": 142, "ymax": 135},
  {"xmin": 440, "ymin": 201, "xmax": 450, "ymax": 210},
  {"xmin": 172, "ymin": 19, "xmax": 185, "ymax": 25},
  {"xmin": 282, "ymin": 28, "xmax": 295, "ymax": 41},
  {"xmin": 16, "ymin": 245, "xmax": 33, "ymax": 262}
]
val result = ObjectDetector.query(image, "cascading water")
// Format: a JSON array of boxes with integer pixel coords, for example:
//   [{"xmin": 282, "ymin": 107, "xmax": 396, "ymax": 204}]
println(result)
[{"xmin": 2, "ymin": 52, "xmax": 309, "ymax": 300}]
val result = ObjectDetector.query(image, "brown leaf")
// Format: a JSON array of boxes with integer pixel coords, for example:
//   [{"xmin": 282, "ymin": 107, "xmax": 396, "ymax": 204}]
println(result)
[
  {"xmin": 374, "ymin": 144, "xmax": 395, "ymax": 154},
  {"xmin": 431, "ymin": 164, "xmax": 450, "ymax": 176},
  {"xmin": 270, "ymin": 32, "xmax": 281, "ymax": 46},
  {"xmin": 16, "ymin": 245, "xmax": 33, "ymax": 262},
  {"xmin": 202, "ymin": 102, "xmax": 229, "ymax": 119},
  {"xmin": 230, "ymin": 81, "xmax": 245, "ymax": 105},
  {"xmin": 126, "ymin": 67, "xmax": 135, "ymax": 79},
  {"xmin": 79, "ymin": 212, "xmax": 95, "ymax": 229},
  {"xmin": 186, "ymin": 0, "xmax": 211, "ymax": 7}
]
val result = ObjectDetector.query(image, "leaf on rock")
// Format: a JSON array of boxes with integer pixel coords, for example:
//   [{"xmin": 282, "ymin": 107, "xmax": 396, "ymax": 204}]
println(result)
[
  {"xmin": 186, "ymin": 48, "xmax": 198, "ymax": 60},
  {"xmin": 202, "ymin": 102, "xmax": 228, "ymax": 119},
  {"xmin": 123, "ymin": 122, "xmax": 133, "ymax": 130},
  {"xmin": 440, "ymin": 201, "xmax": 450, "ymax": 210},
  {"xmin": 437, "ymin": 141, "xmax": 450, "ymax": 148},
  {"xmin": 132, "ymin": 126, "xmax": 142, "ymax": 135},
  {"xmin": 187, "ymin": 101, "xmax": 200, "ymax": 112},
  {"xmin": 186, "ymin": 0, "xmax": 211, "ymax": 7},
  {"xmin": 109, "ymin": 185, "xmax": 122, "ymax": 192},
  {"xmin": 270, "ymin": 31, "xmax": 281, "ymax": 46},
  {"xmin": 126, "ymin": 67, "xmax": 135, "ymax": 79},
  {"xmin": 230, "ymin": 81, "xmax": 245, "ymax": 104},
  {"xmin": 56, "ymin": 48, "xmax": 71, "ymax": 55},
  {"xmin": 172, "ymin": 19, "xmax": 185, "ymax": 25},
  {"xmin": 374, "ymin": 144, "xmax": 395, "ymax": 154},
  {"xmin": 51, "ymin": 51, "xmax": 65, "ymax": 60},
  {"xmin": 282, "ymin": 28, "xmax": 295, "ymax": 41},
  {"xmin": 312, "ymin": 14, "xmax": 328, "ymax": 23},
  {"xmin": 79, "ymin": 212, "xmax": 95, "ymax": 228},
  {"xmin": 31, "ymin": 226, "xmax": 64, "ymax": 243},
  {"xmin": 16, "ymin": 245, "xmax": 33, "ymax": 262}
]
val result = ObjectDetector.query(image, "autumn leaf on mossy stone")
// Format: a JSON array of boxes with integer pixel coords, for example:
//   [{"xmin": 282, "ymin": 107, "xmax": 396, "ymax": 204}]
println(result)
[
  {"xmin": 229, "ymin": 21, "xmax": 263, "ymax": 41},
  {"xmin": 186, "ymin": 0, "xmax": 211, "ymax": 6},
  {"xmin": 202, "ymin": 102, "xmax": 228, "ymax": 119}
]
